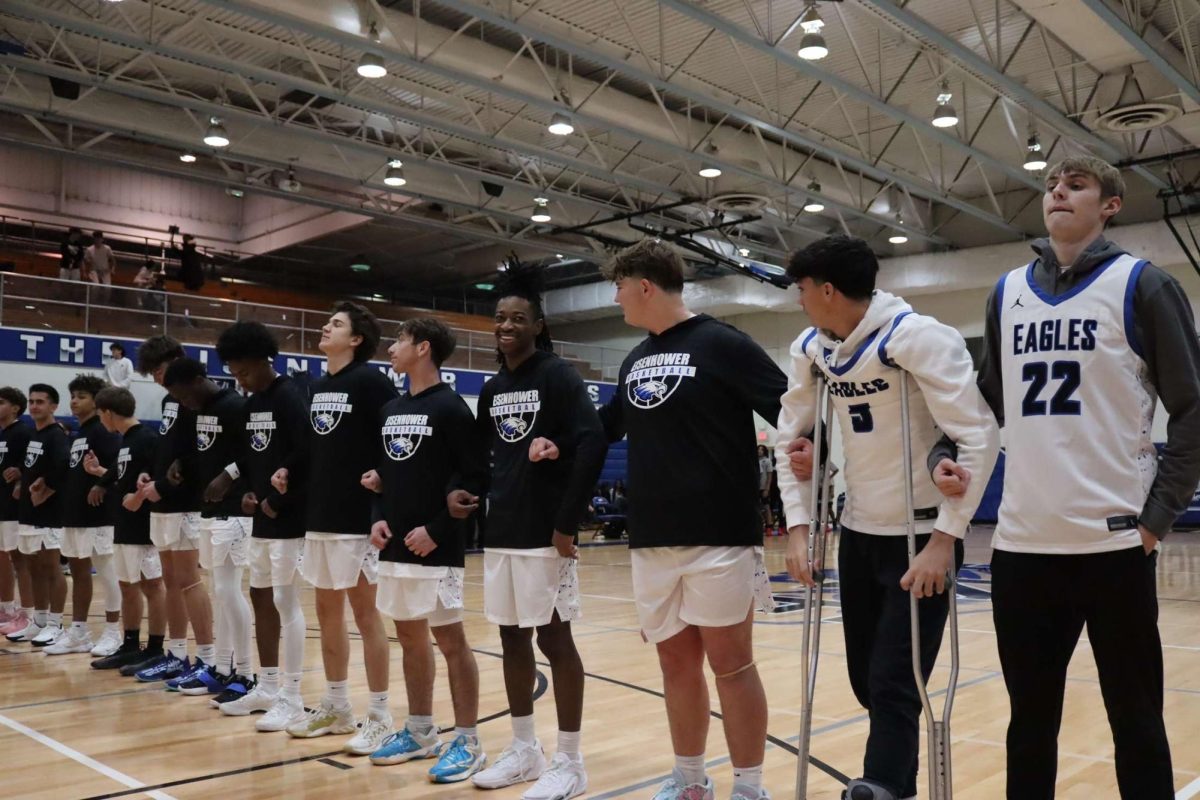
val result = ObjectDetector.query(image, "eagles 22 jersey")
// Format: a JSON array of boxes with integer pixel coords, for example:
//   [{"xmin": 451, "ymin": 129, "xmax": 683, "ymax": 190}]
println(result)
[
  {"xmin": 995, "ymin": 254, "xmax": 1156, "ymax": 554},
  {"xmin": 777, "ymin": 291, "xmax": 999, "ymax": 538}
]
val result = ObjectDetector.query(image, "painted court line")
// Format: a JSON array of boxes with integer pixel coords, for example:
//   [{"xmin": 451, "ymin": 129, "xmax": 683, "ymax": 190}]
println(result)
[
  {"xmin": 0, "ymin": 712, "xmax": 177, "ymax": 800},
  {"xmin": 1177, "ymin": 775, "xmax": 1200, "ymax": 799}
]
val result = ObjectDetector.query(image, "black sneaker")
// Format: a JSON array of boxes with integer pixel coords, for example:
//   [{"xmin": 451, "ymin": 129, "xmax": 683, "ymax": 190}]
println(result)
[
  {"xmin": 209, "ymin": 674, "xmax": 255, "ymax": 707},
  {"xmin": 91, "ymin": 646, "xmax": 146, "ymax": 670},
  {"xmin": 119, "ymin": 650, "xmax": 167, "ymax": 677}
]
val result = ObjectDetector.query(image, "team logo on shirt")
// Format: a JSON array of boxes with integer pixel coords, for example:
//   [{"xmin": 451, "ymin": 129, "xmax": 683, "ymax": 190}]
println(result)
[
  {"xmin": 0, "ymin": 441, "xmax": 7, "ymax": 466},
  {"xmin": 160, "ymin": 402, "xmax": 178, "ymax": 435},
  {"xmin": 24, "ymin": 440, "xmax": 43, "ymax": 468},
  {"xmin": 247, "ymin": 412, "xmax": 275, "ymax": 452},
  {"xmin": 489, "ymin": 390, "xmax": 539, "ymax": 443},
  {"xmin": 69, "ymin": 438, "xmax": 88, "ymax": 468},
  {"xmin": 382, "ymin": 414, "xmax": 433, "ymax": 461},
  {"xmin": 117, "ymin": 447, "xmax": 131, "ymax": 480},
  {"xmin": 195, "ymin": 415, "xmax": 222, "ymax": 452},
  {"xmin": 626, "ymin": 353, "xmax": 696, "ymax": 410},
  {"xmin": 311, "ymin": 392, "xmax": 352, "ymax": 435}
]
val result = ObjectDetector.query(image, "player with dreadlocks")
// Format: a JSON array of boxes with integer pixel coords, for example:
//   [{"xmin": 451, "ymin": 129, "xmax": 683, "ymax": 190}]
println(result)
[{"xmin": 447, "ymin": 259, "xmax": 607, "ymax": 800}]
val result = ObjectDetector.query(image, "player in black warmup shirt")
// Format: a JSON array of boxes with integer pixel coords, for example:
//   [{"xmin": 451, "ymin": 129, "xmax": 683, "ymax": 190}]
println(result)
[
  {"xmin": 134, "ymin": 336, "xmax": 215, "ymax": 685},
  {"xmin": 449, "ymin": 265, "xmax": 606, "ymax": 800},
  {"xmin": 361, "ymin": 317, "xmax": 488, "ymax": 780},
  {"xmin": 14, "ymin": 384, "xmax": 70, "ymax": 647},
  {"xmin": 275, "ymin": 302, "xmax": 397, "ymax": 753},
  {"xmin": 50, "ymin": 374, "xmax": 123, "ymax": 657},
  {"xmin": 596, "ymin": 240, "xmax": 789, "ymax": 800},
  {"xmin": 214, "ymin": 321, "xmax": 310, "ymax": 731},
  {"xmin": 0, "ymin": 388, "xmax": 34, "ymax": 638},
  {"xmin": 162, "ymin": 358, "xmax": 255, "ymax": 701},
  {"xmin": 89, "ymin": 387, "xmax": 168, "ymax": 671}
]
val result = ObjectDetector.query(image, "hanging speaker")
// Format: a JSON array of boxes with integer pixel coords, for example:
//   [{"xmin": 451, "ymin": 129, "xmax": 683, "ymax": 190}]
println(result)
[{"xmin": 49, "ymin": 77, "xmax": 80, "ymax": 100}]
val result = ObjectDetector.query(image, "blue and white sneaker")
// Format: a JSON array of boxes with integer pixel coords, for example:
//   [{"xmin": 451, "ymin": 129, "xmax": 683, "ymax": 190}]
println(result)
[
  {"xmin": 177, "ymin": 664, "xmax": 226, "ymax": 696},
  {"xmin": 369, "ymin": 725, "xmax": 441, "ymax": 766},
  {"xmin": 428, "ymin": 734, "xmax": 487, "ymax": 783},
  {"xmin": 136, "ymin": 654, "xmax": 189, "ymax": 683},
  {"xmin": 165, "ymin": 658, "xmax": 209, "ymax": 692},
  {"xmin": 209, "ymin": 674, "xmax": 255, "ymax": 707}
]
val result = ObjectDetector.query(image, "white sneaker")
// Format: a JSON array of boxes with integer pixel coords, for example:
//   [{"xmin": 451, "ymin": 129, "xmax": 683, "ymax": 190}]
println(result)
[
  {"xmin": 220, "ymin": 683, "xmax": 277, "ymax": 716},
  {"xmin": 6, "ymin": 620, "xmax": 42, "ymax": 642},
  {"xmin": 344, "ymin": 712, "xmax": 395, "ymax": 755},
  {"xmin": 30, "ymin": 624, "xmax": 63, "ymax": 646},
  {"xmin": 256, "ymin": 695, "xmax": 306, "ymax": 732},
  {"xmin": 729, "ymin": 787, "xmax": 769, "ymax": 800},
  {"xmin": 90, "ymin": 627, "xmax": 122, "ymax": 657},
  {"xmin": 523, "ymin": 752, "xmax": 587, "ymax": 800},
  {"xmin": 652, "ymin": 770, "xmax": 715, "ymax": 800},
  {"xmin": 287, "ymin": 703, "xmax": 356, "ymax": 739},
  {"xmin": 43, "ymin": 626, "xmax": 94, "ymax": 655},
  {"xmin": 472, "ymin": 739, "xmax": 548, "ymax": 789}
]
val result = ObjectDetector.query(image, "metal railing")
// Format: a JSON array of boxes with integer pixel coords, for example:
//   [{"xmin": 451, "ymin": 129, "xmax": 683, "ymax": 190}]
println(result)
[{"xmin": 0, "ymin": 272, "xmax": 628, "ymax": 382}]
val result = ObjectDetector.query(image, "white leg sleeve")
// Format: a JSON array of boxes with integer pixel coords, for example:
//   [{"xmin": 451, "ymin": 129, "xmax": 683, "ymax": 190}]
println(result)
[
  {"xmin": 93, "ymin": 554, "xmax": 122, "ymax": 614},
  {"xmin": 212, "ymin": 563, "xmax": 251, "ymax": 675},
  {"xmin": 273, "ymin": 581, "xmax": 306, "ymax": 677}
]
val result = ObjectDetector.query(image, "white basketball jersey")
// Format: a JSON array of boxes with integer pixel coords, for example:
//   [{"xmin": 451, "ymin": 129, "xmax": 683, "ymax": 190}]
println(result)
[
  {"xmin": 801, "ymin": 314, "xmax": 945, "ymax": 535},
  {"xmin": 995, "ymin": 254, "xmax": 1157, "ymax": 553}
]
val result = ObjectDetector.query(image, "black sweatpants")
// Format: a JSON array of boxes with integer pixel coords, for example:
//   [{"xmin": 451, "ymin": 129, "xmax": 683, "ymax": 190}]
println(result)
[
  {"xmin": 991, "ymin": 546, "xmax": 1172, "ymax": 799},
  {"xmin": 839, "ymin": 527, "xmax": 965, "ymax": 798}
]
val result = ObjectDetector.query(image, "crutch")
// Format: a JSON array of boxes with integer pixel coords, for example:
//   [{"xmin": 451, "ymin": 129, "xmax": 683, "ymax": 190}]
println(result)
[
  {"xmin": 899, "ymin": 371, "xmax": 960, "ymax": 800},
  {"xmin": 795, "ymin": 373, "xmax": 837, "ymax": 800}
]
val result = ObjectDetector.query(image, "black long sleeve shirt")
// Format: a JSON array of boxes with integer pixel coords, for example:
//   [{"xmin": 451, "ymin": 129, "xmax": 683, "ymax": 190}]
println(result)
[
  {"xmin": 599, "ymin": 314, "xmax": 788, "ymax": 549},
  {"xmin": 113, "ymin": 424, "xmax": 158, "ymax": 545},
  {"xmin": 18, "ymin": 422, "xmax": 70, "ymax": 528},
  {"xmin": 0, "ymin": 420, "xmax": 32, "ymax": 523},
  {"xmin": 472, "ymin": 350, "xmax": 607, "ymax": 549},
  {"xmin": 242, "ymin": 375, "xmax": 309, "ymax": 539},
  {"xmin": 929, "ymin": 236, "xmax": 1200, "ymax": 537},
  {"xmin": 61, "ymin": 416, "xmax": 122, "ymax": 528},
  {"xmin": 151, "ymin": 396, "xmax": 201, "ymax": 513},
  {"xmin": 373, "ymin": 383, "xmax": 487, "ymax": 567},
  {"xmin": 195, "ymin": 387, "xmax": 250, "ymax": 519},
  {"xmin": 305, "ymin": 361, "xmax": 398, "ymax": 535}
]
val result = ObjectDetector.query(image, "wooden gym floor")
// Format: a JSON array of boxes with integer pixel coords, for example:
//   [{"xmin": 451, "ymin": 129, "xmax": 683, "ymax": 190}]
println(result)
[{"xmin": 0, "ymin": 529, "xmax": 1197, "ymax": 800}]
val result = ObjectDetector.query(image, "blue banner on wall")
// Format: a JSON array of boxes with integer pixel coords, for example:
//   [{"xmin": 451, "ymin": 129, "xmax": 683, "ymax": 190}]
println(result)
[{"xmin": 0, "ymin": 327, "xmax": 617, "ymax": 404}]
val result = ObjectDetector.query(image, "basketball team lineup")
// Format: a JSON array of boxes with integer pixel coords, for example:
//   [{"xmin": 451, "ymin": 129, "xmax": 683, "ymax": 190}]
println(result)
[{"xmin": 1, "ymin": 156, "xmax": 1199, "ymax": 800}]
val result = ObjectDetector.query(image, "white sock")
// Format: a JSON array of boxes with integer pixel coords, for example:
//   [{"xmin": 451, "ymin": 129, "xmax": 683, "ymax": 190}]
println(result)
[
  {"xmin": 70, "ymin": 620, "xmax": 87, "ymax": 632},
  {"xmin": 196, "ymin": 643, "xmax": 216, "ymax": 664},
  {"xmin": 34, "ymin": 609, "xmax": 47, "ymax": 626},
  {"xmin": 455, "ymin": 726, "xmax": 478, "ymax": 741},
  {"xmin": 105, "ymin": 620, "xmax": 121, "ymax": 632},
  {"xmin": 676, "ymin": 754, "xmax": 707, "ymax": 786},
  {"xmin": 21, "ymin": 607, "xmax": 32, "ymax": 617},
  {"xmin": 407, "ymin": 714, "xmax": 434, "ymax": 735},
  {"xmin": 260, "ymin": 667, "xmax": 280, "ymax": 694},
  {"xmin": 168, "ymin": 638, "xmax": 188, "ymax": 660},
  {"xmin": 324, "ymin": 679, "xmax": 350, "ymax": 709},
  {"xmin": 368, "ymin": 691, "xmax": 389, "ymax": 719},
  {"xmin": 731, "ymin": 764, "xmax": 763, "ymax": 792},
  {"xmin": 512, "ymin": 714, "xmax": 536, "ymax": 745},
  {"xmin": 557, "ymin": 730, "xmax": 581, "ymax": 758},
  {"xmin": 282, "ymin": 672, "xmax": 303, "ymax": 701},
  {"xmin": 0, "ymin": 601, "xmax": 14, "ymax": 613},
  {"xmin": 48, "ymin": 611, "xmax": 62, "ymax": 627}
]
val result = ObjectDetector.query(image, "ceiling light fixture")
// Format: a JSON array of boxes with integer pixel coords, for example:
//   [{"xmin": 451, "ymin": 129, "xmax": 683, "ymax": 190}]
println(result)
[
  {"xmin": 548, "ymin": 112, "xmax": 575, "ymax": 136},
  {"xmin": 357, "ymin": 23, "xmax": 387, "ymax": 78},
  {"xmin": 698, "ymin": 142, "xmax": 722, "ymax": 178},
  {"xmin": 203, "ymin": 117, "xmax": 229, "ymax": 147},
  {"xmin": 803, "ymin": 179, "xmax": 825, "ymax": 213},
  {"xmin": 384, "ymin": 159, "xmax": 406, "ymax": 186},
  {"xmin": 1023, "ymin": 132, "xmax": 1048, "ymax": 171},
  {"xmin": 179, "ymin": 152, "xmax": 197, "ymax": 163},
  {"xmin": 931, "ymin": 80, "xmax": 958, "ymax": 128},
  {"xmin": 796, "ymin": 2, "xmax": 828, "ymax": 61},
  {"xmin": 531, "ymin": 198, "xmax": 551, "ymax": 223}
]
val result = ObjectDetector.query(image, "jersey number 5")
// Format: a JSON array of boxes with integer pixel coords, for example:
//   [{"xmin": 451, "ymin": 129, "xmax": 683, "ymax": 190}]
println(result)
[
  {"xmin": 847, "ymin": 403, "xmax": 874, "ymax": 432},
  {"xmin": 1021, "ymin": 360, "xmax": 1081, "ymax": 416}
]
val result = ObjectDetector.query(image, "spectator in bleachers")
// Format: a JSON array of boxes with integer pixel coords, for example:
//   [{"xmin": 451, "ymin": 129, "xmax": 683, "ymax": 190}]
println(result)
[
  {"xmin": 58, "ymin": 228, "xmax": 85, "ymax": 281},
  {"xmin": 84, "ymin": 231, "xmax": 115, "ymax": 286},
  {"xmin": 178, "ymin": 234, "xmax": 204, "ymax": 291}
]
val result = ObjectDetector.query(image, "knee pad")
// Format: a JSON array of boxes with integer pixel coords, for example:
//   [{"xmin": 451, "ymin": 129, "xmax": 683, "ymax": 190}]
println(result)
[{"xmin": 843, "ymin": 780, "xmax": 897, "ymax": 800}]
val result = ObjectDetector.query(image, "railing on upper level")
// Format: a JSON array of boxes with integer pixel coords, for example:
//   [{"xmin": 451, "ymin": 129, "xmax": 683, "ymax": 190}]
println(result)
[{"xmin": 0, "ymin": 273, "xmax": 627, "ymax": 382}]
